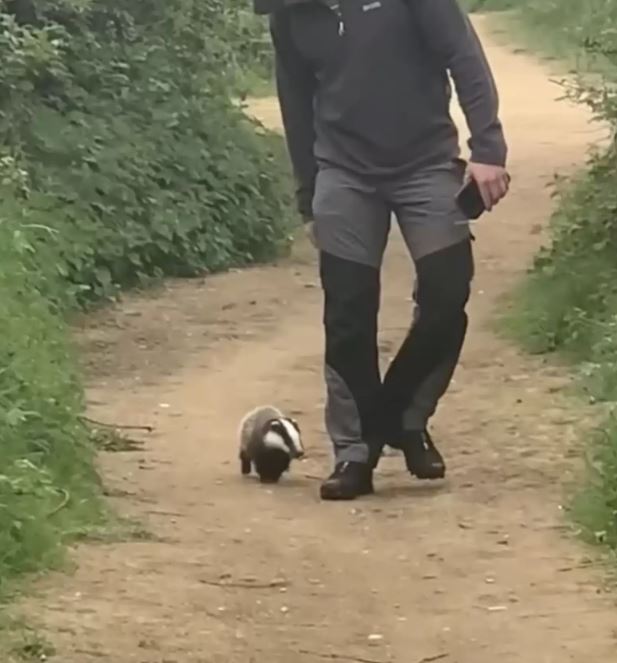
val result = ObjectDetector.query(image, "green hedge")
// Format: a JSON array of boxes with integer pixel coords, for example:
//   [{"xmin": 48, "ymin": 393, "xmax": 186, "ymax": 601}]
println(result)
[
  {"xmin": 0, "ymin": 197, "xmax": 104, "ymax": 590},
  {"xmin": 0, "ymin": 0, "xmax": 291, "ymax": 596},
  {"xmin": 470, "ymin": 0, "xmax": 617, "ymax": 548},
  {"xmin": 1, "ymin": 1, "xmax": 292, "ymax": 307}
]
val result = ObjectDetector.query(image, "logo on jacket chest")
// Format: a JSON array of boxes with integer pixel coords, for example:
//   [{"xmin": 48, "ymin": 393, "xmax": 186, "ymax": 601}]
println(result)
[{"xmin": 362, "ymin": 1, "xmax": 382, "ymax": 10}]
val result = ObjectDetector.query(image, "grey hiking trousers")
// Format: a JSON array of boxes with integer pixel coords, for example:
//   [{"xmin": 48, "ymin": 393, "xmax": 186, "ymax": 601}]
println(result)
[{"xmin": 313, "ymin": 158, "xmax": 474, "ymax": 465}]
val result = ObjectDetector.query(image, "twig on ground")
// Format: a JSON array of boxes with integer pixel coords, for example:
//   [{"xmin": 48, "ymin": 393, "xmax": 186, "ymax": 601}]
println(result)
[
  {"xmin": 80, "ymin": 415, "xmax": 154, "ymax": 433},
  {"xmin": 297, "ymin": 650, "xmax": 386, "ymax": 663},
  {"xmin": 297, "ymin": 650, "xmax": 448, "ymax": 663},
  {"xmin": 199, "ymin": 577, "xmax": 289, "ymax": 590},
  {"xmin": 146, "ymin": 509, "xmax": 185, "ymax": 518},
  {"xmin": 557, "ymin": 564, "xmax": 592, "ymax": 573}
]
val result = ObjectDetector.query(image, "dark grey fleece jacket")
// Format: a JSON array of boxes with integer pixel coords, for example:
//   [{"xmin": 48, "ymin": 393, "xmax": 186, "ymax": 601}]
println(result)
[{"xmin": 254, "ymin": 0, "xmax": 507, "ymax": 220}]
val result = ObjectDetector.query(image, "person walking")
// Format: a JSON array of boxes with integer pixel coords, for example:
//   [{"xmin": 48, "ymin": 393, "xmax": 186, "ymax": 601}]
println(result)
[{"xmin": 254, "ymin": 0, "xmax": 510, "ymax": 500}]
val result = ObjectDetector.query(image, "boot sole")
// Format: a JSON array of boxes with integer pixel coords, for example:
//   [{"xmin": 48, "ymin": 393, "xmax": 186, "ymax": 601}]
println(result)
[
  {"xmin": 406, "ymin": 458, "xmax": 446, "ymax": 480},
  {"xmin": 320, "ymin": 482, "xmax": 374, "ymax": 501},
  {"xmin": 409, "ymin": 468, "xmax": 446, "ymax": 480},
  {"xmin": 401, "ymin": 446, "xmax": 446, "ymax": 480}
]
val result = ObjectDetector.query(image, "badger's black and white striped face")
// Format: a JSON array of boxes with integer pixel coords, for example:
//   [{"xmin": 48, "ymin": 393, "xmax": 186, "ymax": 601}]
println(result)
[{"xmin": 264, "ymin": 417, "xmax": 304, "ymax": 459}]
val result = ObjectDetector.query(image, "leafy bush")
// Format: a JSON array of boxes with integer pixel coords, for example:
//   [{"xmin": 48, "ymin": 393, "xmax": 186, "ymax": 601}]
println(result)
[
  {"xmin": 0, "ymin": 185, "xmax": 104, "ymax": 591},
  {"xmin": 473, "ymin": 0, "xmax": 617, "ymax": 548},
  {"xmin": 0, "ymin": 0, "xmax": 291, "ymax": 597},
  {"xmin": 1, "ymin": 0, "xmax": 293, "ymax": 308},
  {"xmin": 225, "ymin": 0, "xmax": 274, "ymax": 96},
  {"xmin": 463, "ymin": 0, "xmax": 617, "ymax": 69}
]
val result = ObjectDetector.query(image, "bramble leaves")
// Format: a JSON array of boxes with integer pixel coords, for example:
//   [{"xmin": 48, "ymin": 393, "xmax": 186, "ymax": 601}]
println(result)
[
  {"xmin": 0, "ymin": 0, "xmax": 290, "ymax": 593},
  {"xmin": 0, "ymin": 0, "xmax": 291, "ymax": 308}
]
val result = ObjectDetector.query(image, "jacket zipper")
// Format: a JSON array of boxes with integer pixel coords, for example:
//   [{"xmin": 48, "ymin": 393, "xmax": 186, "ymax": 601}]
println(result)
[
  {"xmin": 332, "ymin": 2, "xmax": 345, "ymax": 35},
  {"xmin": 321, "ymin": 0, "xmax": 345, "ymax": 35}
]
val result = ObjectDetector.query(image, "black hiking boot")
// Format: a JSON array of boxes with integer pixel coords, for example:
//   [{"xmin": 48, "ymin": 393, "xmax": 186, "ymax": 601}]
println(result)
[
  {"xmin": 398, "ymin": 429, "xmax": 446, "ymax": 480},
  {"xmin": 320, "ymin": 461, "xmax": 374, "ymax": 501}
]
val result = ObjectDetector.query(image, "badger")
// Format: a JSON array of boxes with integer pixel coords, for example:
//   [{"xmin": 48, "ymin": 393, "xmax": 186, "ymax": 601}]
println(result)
[{"xmin": 238, "ymin": 405, "xmax": 304, "ymax": 483}]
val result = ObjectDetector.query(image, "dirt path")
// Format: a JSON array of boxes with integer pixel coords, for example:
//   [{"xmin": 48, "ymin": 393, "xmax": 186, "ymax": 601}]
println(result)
[{"xmin": 18, "ymin": 16, "xmax": 617, "ymax": 663}]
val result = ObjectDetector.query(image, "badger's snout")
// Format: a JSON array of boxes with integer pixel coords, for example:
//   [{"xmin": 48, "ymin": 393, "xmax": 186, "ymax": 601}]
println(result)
[{"xmin": 273, "ymin": 417, "xmax": 305, "ymax": 461}]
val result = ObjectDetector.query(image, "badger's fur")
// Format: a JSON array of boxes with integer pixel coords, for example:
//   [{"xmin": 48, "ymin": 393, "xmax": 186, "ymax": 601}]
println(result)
[{"xmin": 238, "ymin": 405, "xmax": 304, "ymax": 483}]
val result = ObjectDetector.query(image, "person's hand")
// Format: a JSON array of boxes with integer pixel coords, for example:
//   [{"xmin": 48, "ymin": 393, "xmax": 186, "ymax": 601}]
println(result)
[{"xmin": 467, "ymin": 162, "xmax": 510, "ymax": 212}]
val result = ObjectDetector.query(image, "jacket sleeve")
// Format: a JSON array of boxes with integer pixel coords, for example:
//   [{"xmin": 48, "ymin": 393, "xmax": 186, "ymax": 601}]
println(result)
[
  {"xmin": 269, "ymin": 12, "xmax": 318, "ymax": 220},
  {"xmin": 412, "ymin": 0, "xmax": 507, "ymax": 167}
]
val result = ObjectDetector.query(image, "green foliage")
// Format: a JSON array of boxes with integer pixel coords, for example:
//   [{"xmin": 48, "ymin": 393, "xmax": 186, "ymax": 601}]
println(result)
[
  {"xmin": 225, "ymin": 0, "xmax": 275, "ymax": 96},
  {"xmin": 507, "ymin": 145, "xmax": 617, "ymax": 549},
  {"xmin": 571, "ymin": 414, "xmax": 617, "ymax": 550},
  {"xmin": 507, "ymin": 149, "xmax": 617, "ymax": 365},
  {"xmin": 0, "ymin": 0, "xmax": 292, "ymax": 308},
  {"xmin": 0, "ymin": 0, "xmax": 291, "ymax": 615},
  {"xmin": 481, "ymin": 1, "xmax": 617, "ymax": 550},
  {"xmin": 462, "ymin": 0, "xmax": 617, "ymax": 69},
  {"xmin": 0, "ymin": 197, "xmax": 105, "ymax": 593}
]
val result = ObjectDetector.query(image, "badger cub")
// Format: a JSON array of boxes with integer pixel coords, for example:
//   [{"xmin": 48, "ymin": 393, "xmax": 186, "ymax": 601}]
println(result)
[{"xmin": 238, "ymin": 405, "xmax": 304, "ymax": 483}]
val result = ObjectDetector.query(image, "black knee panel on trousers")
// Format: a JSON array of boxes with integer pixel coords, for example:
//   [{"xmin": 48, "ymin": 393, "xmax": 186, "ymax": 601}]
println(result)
[
  {"xmin": 379, "ymin": 239, "xmax": 474, "ymax": 425},
  {"xmin": 320, "ymin": 251, "xmax": 382, "ymax": 434},
  {"xmin": 414, "ymin": 238, "xmax": 474, "ymax": 327}
]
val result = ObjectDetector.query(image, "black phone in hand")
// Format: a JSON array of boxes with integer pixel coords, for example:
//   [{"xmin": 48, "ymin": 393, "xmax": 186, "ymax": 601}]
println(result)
[{"xmin": 456, "ymin": 178, "xmax": 485, "ymax": 220}]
